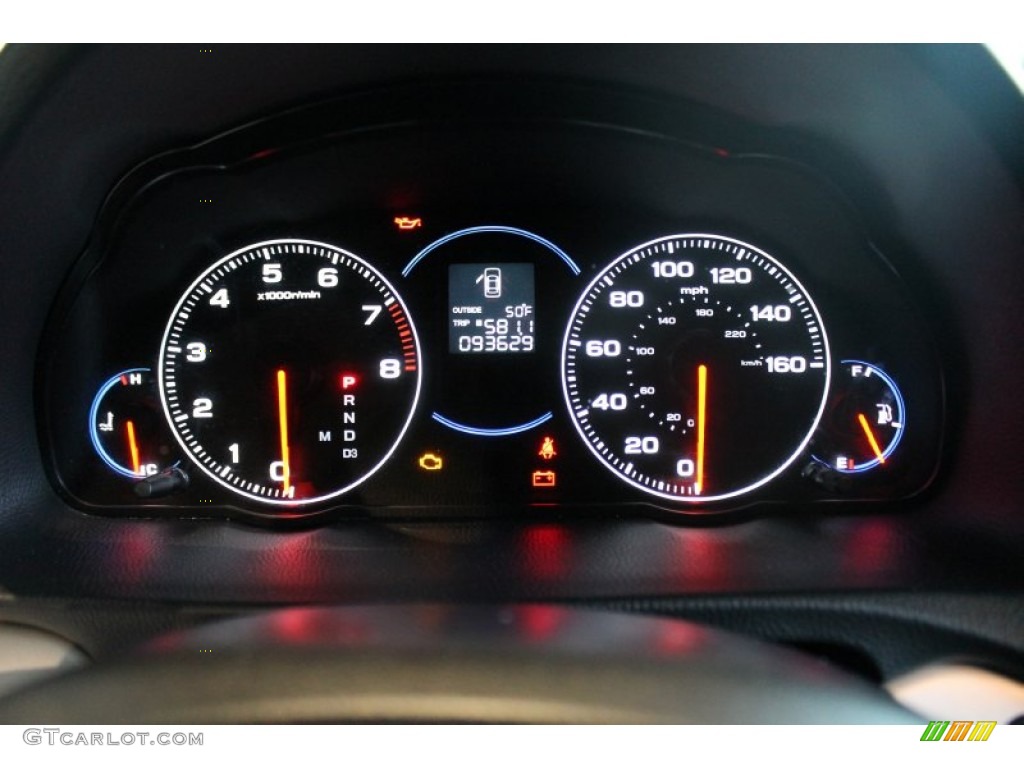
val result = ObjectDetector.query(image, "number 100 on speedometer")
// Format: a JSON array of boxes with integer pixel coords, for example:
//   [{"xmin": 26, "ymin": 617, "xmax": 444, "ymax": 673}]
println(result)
[{"xmin": 561, "ymin": 234, "xmax": 830, "ymax": 503}]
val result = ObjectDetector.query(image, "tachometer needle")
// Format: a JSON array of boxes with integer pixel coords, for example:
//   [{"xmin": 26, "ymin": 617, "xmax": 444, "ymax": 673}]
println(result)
[
  {"xmin": 696, "ymin": 364, "xmax": 708, "ymax": 495},
  {"xmin": 125, "ymin": 420, "xmax": 141, "ymax": 476},
  {"xmin": 276, "ymin": 368, "xmax": 291, "ymax": 492},
  {"xmin": 857, "ymin": 412, "xmax": 886, "ymax": 464}
]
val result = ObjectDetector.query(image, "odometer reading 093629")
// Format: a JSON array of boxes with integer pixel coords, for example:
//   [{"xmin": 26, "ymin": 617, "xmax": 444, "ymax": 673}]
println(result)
[
  {"xmin": 562, "ymin": 234, "xmax": 830, "ymax": 503},
  {"xmin": 159, "ymin": 239, "xmax": 421, "ymax": 507}
]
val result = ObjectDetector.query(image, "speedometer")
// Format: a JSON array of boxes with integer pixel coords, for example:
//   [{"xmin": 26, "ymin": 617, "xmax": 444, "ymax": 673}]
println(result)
[{"xmin": 562, "ymin": 234, "xmax": 830, "ymax": 503}]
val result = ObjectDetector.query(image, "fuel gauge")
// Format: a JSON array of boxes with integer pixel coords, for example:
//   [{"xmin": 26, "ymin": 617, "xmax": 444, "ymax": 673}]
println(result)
[
  {"xmin": 812, "ymin": 360, "xmax": 906, "ymax": 474},
  {"xmin": 89, "ymin": 368, "xmax": 178, "ymax": 479}
]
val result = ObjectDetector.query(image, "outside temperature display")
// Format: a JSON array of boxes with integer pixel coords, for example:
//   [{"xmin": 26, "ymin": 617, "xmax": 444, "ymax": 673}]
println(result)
[{"xmin": 449, "ymin": 263, "xmax": 535, "ymax": 353}]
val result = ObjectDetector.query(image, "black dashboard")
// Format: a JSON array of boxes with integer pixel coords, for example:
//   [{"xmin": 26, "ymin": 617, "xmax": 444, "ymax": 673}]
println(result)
[
  {"xmin": 0, "ymin": 44, "xmax": 1022, "ymax": 720},
  {"xmin": 41, "ymin": 82, "xmax": 943, "ymax": 522}
]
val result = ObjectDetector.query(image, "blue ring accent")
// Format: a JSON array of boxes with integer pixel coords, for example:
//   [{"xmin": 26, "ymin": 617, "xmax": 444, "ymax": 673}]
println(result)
[
  {"xmin": 432, "ymin": 411, "xmax": 553, "ymax": 437},
  {"xmin": 813, "ymin": 359, "xmax": 906, "ymax": 474},
  {"xmin": 402, "ymin": 226, "xmax": 580, "ymax": 277},
  {"xmin": 88, "ymin": 368, "xmax": 151, "ymax": 479}
]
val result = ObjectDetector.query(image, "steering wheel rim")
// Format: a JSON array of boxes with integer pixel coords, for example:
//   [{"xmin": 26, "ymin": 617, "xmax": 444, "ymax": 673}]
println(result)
[{"xmin": 0, "ymin": 605, "xmax": 919, "ymax": 724}]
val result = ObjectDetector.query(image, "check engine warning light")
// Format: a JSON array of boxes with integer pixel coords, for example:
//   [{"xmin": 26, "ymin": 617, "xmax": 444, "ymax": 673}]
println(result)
[
  {"xmin": 532, "ymin": 470, "xmax": 557, "ymax": 488},
  {"xmin": 538, "ymin": 437, "xmax": 557, "ymax": 460},
  {"xmin": 418, "ymin": 452, "xmax": 444, "ymax": 471}
]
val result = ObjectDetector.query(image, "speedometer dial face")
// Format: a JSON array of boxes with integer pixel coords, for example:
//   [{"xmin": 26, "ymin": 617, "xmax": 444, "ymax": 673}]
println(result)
[
  {"xmin": 159, "ymin": 239, "xmax": 421, "ymax": 507},
  {"xmin": 562, "ymin": 234, "xmax": 830, "ymax": 503}
]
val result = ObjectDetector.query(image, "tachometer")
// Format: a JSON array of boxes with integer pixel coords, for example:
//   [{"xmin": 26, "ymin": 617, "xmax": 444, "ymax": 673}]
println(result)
[
  {"xmin": 561, "ymin": 234, "xmax": 829, "ymax": 503},
  {"xmin": 158, "ymin": 239, "xmax": 421, "ymax": 507}
]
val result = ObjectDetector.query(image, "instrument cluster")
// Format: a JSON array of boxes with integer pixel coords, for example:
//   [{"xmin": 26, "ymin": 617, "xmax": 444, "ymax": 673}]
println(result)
[{"xmin": 38, "ymin": 87, "xmax": 945, "ymax": 522}]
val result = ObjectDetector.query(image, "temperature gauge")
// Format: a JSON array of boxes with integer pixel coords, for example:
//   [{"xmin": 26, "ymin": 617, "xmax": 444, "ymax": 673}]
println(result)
[
  {"xmin": 812, "ymin": 360, "xmax": 906, "ymax": 474},
  {"xmin": 89, "ymin": 368, "xmax": 178, "ymax": 479}
]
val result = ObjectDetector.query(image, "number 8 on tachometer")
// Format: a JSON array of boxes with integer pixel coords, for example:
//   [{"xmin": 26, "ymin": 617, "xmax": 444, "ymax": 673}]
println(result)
[{"xmin": 561, "ymin": 234, "xmax": 830, "ymax": 503}]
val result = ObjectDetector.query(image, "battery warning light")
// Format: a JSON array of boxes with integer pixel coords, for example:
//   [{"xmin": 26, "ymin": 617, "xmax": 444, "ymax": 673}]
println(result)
[
  {"xmin": 394, "ymin": 216, "xmax": 422, "ymax": 231},
  {"xmin": 538, "ymin": 437, "xmax": 557, "ymax": 460},
  {"xmin": 532, "ymin": 470, "xmax": 557, "ymax": 488}
]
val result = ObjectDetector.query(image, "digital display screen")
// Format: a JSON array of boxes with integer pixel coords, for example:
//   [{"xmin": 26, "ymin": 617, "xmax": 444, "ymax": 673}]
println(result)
[{"xmin": 449, "ymin": 263, "xmax": 535, "ymax": 353}]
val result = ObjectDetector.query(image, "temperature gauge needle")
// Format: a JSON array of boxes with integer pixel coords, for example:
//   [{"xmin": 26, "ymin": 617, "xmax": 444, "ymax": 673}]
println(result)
[
  {"xmin": 125, "ymin": 420, "xmax": 141, "ymax": 476},
  {"xmin": 857, "ymin": 412, "xmax": 886, "ymax": 465},
  {"xmin": 276, "ymin": 369, "xmax": 291, "ymax": 492},
  {"xmin": 696, "ymin": 364, "xmax": 708, "ymax": 495}
]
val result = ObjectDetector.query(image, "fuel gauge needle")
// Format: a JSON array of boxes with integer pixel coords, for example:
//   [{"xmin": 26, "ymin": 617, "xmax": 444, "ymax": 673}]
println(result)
[
  {"xmin": 696, "ymin": 364, "xmax": 707, "ymax": 495},
  {"xmin": 857, "ymin": 412, "xmax": 886, "ymax": 465},
  {"xmin": 276, "ymin": 368, "xmax": 291, "ymax": 492},
  {"xmin": 125, "ymin": 420, "xmax": 141, "ymax": 476}
]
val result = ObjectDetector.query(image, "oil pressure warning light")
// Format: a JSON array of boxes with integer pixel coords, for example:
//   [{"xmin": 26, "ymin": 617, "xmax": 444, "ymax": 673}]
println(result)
[{"xmin": 810, "ymin": 360, "xmax": 906, "ymax": 475}]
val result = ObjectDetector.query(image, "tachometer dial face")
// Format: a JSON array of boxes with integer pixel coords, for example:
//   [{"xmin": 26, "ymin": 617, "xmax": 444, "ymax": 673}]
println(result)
[
  {"xmin": 562, "ymin": 234, "xmax": 830, "ymax": 503},
  {"xmin": 158, "ymin": 239, "xmax": 421, "ymax": 506}
]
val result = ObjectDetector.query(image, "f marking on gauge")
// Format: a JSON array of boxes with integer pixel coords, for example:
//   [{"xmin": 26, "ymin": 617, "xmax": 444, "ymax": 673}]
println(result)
[{"xmin": 561, "ymin": 233, "xmax": 831, "ymax": 504}]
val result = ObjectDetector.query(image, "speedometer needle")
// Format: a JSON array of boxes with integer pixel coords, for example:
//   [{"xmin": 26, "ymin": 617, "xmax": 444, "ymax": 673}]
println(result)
[
  {"xmin": 696, "ymin": 364, "xmax": 707, "ymax": 495},
  {"xmin": 276, "ymin": 368, "xmax": 291, "ymax": 492},
  {"xmin": 857, "ymin": 412, "xmax": 886, "ymax": 465}
]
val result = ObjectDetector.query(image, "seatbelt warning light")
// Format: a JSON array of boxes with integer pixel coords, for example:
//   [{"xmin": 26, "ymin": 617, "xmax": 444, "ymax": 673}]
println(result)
[{"xmin": 538, "ymin": 436, "xmax": 557, "ymax": 460}]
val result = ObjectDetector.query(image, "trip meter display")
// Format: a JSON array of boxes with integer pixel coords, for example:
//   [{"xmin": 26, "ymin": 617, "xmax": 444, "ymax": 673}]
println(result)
[
  {"xmin": 561, "ymin": 234, "xmax": 831, "ymax": 503},
  {"xmin": 449, "ymin": 263, "xmax": 535, "ymax": 353}
]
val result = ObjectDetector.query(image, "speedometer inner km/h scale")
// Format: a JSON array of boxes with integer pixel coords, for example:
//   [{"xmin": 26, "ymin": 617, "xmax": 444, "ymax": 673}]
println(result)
[{"xmin": 562, "ymin": 234, "xmax": 830, "ymax": 503}]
